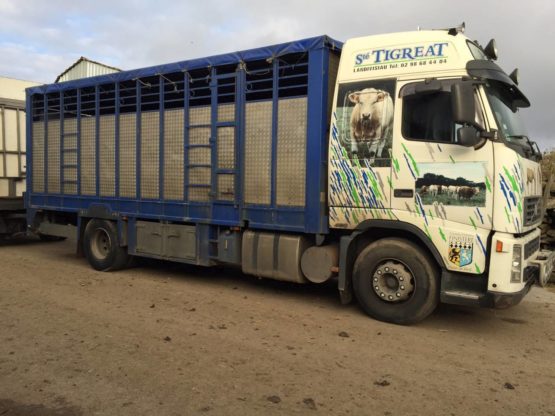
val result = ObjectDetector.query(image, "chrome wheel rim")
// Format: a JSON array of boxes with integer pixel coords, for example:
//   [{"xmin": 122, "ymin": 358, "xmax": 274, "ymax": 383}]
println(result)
[{"xmin": 372, "ymin": 260, "xmax": 415, "ymax": 302}]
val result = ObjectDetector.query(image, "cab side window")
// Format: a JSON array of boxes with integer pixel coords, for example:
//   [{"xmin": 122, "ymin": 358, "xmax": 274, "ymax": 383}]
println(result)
[{"xmin": 402, "ymin": 92, "xmax": 455, "ymax": 142}]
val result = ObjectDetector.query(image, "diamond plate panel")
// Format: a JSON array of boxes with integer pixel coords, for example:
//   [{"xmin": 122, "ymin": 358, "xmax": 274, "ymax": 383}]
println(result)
[
  {"xmin": 217, "ymin": 127, "xmax": 234, "ymax": 169},
  {"xmin": 32, "ymin": 122, "xmax": 44, "ymax": 192},
  {"xmin": 276, "ymin": 98, "xmax": 306, "ymax": 207},
  {"xmin": 119, "ymin": 113, "xmax": 136, "ymax": 198},
  {"xmin": 47, "ymin": 119, "xmax": 60, "ymax": 194},
  {"xmin": 190, "ymin": 106, "xmax": 210, "ymax": 126},
  {"xmin": 99, "ymin": 115, "xmax": 116, "ymax": 197},
  {"xmin": 80, "ymin": 117, "xmax": 96, "ymax": 195},
  {"xmin": 164, "ymin": 109, "xmax": 184, "ymax": 200},
  {"xmin": 141, "ymin": 111, "xmax": 159, "ymax": 199},
  {"xmin": 218, "ymin": 104, "xmax": 235, "ymax": 122},
  {"xmin": 244, "ymin": 101, "xmax": 272, "ymax": 205}
]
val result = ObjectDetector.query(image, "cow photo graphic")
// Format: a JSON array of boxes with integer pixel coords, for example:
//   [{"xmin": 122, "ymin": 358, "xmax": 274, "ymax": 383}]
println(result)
[
  {"xmin": 416, "ymin": 162, "xmax": 486, "ymax": 207},
  {"xmin": 336, "ymin": 80, "xmax": 395, "ymax": 166}
]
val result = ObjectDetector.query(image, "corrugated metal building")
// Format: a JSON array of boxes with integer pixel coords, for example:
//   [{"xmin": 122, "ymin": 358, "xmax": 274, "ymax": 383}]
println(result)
[{"xmin": 55, "ymin": 57, "xmax": 121, "ymax": 83}]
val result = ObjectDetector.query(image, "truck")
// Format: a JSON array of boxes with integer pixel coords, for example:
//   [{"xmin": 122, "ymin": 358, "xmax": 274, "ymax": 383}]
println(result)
[
  {"xmin": 25, "ymin": 25, "xmax": 554, "ymax": 324},
  {"xmin": 0, "ymin": 76, "xmax": 39, "ymax": 238}
]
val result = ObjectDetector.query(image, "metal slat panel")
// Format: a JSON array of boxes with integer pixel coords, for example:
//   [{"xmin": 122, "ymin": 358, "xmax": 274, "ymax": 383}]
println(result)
[
  {"xmin": 80, "ymin": 117, "xmax": 96, "ymax": 195},
  {"xmin": 119, "ymin": 113, "xmax": 136, "ymax": 198},
  {"xmin": 276, "ymin": 98, "xmax": 307, "ymax": 207},
  {"xmin": 63, "ymin": 117, "xmax": 78, "ymax": 195},
  {"xmin": 99, "ymin": 115, "xmax": 116, "ymax": 197},
  {"xmin": 244, "ymin": 101, "xmax": 272, "ymax": 205},
  {"xmin": 47, "ymin": 119, "xmax": 60, "ymax": 194},
  {"xmin": 140, "ymin": 111, "xmax": 159, "ymax": 199},
  {"xmin": 32, "ymin": 121, "xmax": 44, "ymax": 192},
  {"xmin": 163, "ymin": 109, "xmax": 184, "ymax": 200}
]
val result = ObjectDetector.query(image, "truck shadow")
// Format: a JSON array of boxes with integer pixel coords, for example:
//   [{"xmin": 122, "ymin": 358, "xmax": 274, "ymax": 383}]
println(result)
[{"xmin": 133, "ymin": 257, "xmax": 538, "ymax": 332}]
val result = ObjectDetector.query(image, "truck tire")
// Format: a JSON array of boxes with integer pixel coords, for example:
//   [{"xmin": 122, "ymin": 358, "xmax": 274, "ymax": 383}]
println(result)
[
  {"xmin": 83, "ymin": 219, "xmax": 129, "ymax": 271},
  {"xmin": 353, "ymin": 238, "xmax": 439, "ymax": 325}
]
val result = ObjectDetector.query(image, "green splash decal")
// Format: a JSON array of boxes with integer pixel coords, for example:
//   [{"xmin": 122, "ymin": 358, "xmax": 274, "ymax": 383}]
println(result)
[
  {"xmin": 393, "ymin": 158, "xmax": 400, "ymax": 173},
  {"xmin": 438, "ymin": 227, "xmax": 446, "ymax": 242},
  {"xmin": 503, "ymin": 206, "xmax": 511, "ymax": 223},
  {"xmin": 449, "ymin": 155, "xmax": 456, "ymax": 163},
  {"xmin": 387, "ymin": 176, "xmax": 392, "ymax": 189},
  {"xmin": 474, "ymin": 263, "xmax": 481, "ymax": 274},
  {"xmin": 485, "ymin": 176, "xmax": 492, "ymax": 192},
  {"xmin": 401, "ymin": 143, "xmax": 420, "ymax": 176},
  {"xmin": 469, "ymin": 216, "xmax": 477, "ymax": 230},
  {"xmin": 424, "ymin": 224, "xmax": 432, "ymax": 240},
  {"xmin": 503, "ymin": 166, "xmax": 520, "ymax": 195},
  {"xmin": 367, "ymin": 171, "xmax": 382, "ymax": 200},
  {"xmin": 428, "ymin": 209, "xmax": 434, "ymax": 220},
  {"xmin": 352, "ymin": 211, "xmax": 359, "ymax": 224},
  {"xmin": 517, "ymin": 201, "xmax": 522, "ymax": 214}
]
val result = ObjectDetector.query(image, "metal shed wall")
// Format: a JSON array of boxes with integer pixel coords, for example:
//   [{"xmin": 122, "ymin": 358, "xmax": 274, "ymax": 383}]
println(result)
[{"xmin": 26, "ymin": 36, "xmax": 342, "ymax": 234}]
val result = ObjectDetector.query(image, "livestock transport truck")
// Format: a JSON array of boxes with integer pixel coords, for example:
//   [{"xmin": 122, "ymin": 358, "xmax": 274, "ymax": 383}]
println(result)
[
  {"xmin": 26, "ymin": 26, "xmax": 555, "ymax": 324},
  {"xmin": 0, "ymin": 76, "xmax": 39, "ymax": 238}
]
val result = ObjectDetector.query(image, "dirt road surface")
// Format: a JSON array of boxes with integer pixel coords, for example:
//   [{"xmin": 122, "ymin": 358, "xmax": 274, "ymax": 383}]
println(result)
[{"xmin": 1, "ymin": 237, "xmax": 554, "ymax": 416}]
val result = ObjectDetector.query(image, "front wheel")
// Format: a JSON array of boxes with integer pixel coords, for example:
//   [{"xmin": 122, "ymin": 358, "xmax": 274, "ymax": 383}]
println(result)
[
  {"xmin": 353, "ymin": 238, "xmax": 439, "ymax": 325},
  {"xmin": 83, "ymin": 219, "xmax": 129, "ymax": 271}
]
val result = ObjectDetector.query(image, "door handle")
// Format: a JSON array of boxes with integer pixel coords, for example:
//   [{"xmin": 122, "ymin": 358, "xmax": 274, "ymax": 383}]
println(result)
[{"xmin": 394, "ymin": 189, "xmax": 414, "ymax": 198}]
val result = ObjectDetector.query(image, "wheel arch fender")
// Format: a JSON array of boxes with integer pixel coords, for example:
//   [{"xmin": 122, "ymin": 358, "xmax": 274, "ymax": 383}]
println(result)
[{"xmin": 337, "ymin": 219, "xmax": 445, "ymax": 304}]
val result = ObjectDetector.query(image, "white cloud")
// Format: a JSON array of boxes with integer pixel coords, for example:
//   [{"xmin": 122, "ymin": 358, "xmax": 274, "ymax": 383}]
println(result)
[{"xmin": 0, "ymin": 0, "xmax": 553, "ymax": 147}]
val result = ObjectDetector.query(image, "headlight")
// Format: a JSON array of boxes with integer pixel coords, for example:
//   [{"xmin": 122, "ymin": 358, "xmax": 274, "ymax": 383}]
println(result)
[{"xmin": 510, "ymin": 244, "xmax": 522, "ymax": 283}]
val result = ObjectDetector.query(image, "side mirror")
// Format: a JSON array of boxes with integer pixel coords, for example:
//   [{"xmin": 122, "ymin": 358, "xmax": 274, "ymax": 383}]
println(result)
[
  {"xmin": 451, "ymin": 83, "xmax": 484, "ymax": 131},
  {"xmin": 457, "ymin": 126, "xmax": 482, "ymax": 147}
]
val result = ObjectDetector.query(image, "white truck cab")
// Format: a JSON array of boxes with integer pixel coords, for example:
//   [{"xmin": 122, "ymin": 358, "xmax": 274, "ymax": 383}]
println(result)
[{"xmin": 329, "ymin": 26, "xmax": 553, "ymax": 323}]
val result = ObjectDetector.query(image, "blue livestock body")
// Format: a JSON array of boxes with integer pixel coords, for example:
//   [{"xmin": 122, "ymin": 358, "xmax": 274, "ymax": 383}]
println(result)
[{"xmin": 26, "ymin": 36, "xmax": 342, "ymax": 235}]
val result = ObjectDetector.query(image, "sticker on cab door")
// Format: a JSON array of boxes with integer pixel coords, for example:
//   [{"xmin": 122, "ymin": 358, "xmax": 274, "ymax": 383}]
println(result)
[{"xmin": 448, "ymin": 234, "xmax": 474, "ymax": 267}]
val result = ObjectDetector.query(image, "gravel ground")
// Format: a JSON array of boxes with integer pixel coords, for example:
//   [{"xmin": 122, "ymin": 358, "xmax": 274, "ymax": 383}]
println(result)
[{"xmin": 1, "ymin": 237, "xmax": 554, "ymax": 416}]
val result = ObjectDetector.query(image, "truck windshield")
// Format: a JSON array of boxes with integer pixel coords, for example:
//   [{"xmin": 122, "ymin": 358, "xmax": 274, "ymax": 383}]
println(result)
[{"xmin": 484, "ymin": 81, "xmax": 539, "ymax": 160}]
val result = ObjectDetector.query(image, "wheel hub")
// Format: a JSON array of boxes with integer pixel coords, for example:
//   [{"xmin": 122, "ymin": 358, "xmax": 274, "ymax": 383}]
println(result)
[
  {"xmin": 91, "ymin": 228, "xmax": 112, "ymax": 260},
  {"xmin": 372, "ymin": 260, "xmax": 414, "ymax": 302}
]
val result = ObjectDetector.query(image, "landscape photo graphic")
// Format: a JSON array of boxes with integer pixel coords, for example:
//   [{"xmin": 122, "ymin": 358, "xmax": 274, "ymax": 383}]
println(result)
[{"xmin": 415, "ymin": 162, "xmax": 486, "ymax": 207}]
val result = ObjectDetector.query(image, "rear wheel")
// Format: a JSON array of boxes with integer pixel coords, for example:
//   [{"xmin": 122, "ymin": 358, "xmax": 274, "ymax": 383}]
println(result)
[
  {"xmin": 83, "ymin": 219, "xmax": 129, "ymax": 271},
  {"xmin": 353, "ymin": 238, "xmax": 439, "ymax": 325}
]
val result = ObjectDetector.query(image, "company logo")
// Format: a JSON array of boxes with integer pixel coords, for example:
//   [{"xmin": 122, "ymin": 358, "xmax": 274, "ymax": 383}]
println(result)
[{"xmin": 354, "ymin": 42, "xmax": 449, "ymax": 67}]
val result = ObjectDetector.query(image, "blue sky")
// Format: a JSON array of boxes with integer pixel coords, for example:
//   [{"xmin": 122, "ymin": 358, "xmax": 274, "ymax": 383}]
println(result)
[{"xmin": 1, "ymin": 0, "xmax": 553, "ymax": 148}]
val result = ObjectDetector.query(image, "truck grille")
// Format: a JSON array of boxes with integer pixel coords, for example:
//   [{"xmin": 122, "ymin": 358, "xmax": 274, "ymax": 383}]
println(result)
[
  {"xmin": 524, "ymin": 236, "xmax": 540, "ymax": 260},
  {"xmin": 523, "ymin": 197, "xmax": 541, "ymax": 226}
]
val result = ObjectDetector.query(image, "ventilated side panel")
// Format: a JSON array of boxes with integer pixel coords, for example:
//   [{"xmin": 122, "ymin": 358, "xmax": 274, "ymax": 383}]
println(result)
[
  {"xmin": 63, "ymin": 118, "xmax": 78, "ymax": 195},
  {"xmin": 217, "ymin": 126, "xmax": 235, "ymax": 201},
  {"xmin": 276, "ymin": 98, "xmax": 307, "ymax": 206},
  {"xmin": 141, "ymin": 112, "xmax": 160, "ymax": 199},
  {"xmin": 47, "ymin": 120, "xmax": 60, "ymax": 194},
  {"xmin": 218, "ymin": 104, "xmax": 235, "ymax": 122},
  {"xmin": 164, "ymin": 109, "xmax": 184, "ymax": 200},
  {"xmin": 188, "ymin": 119, "xmax": 211, "ymax": 202},
  {"xmin": 80, "ymin": 117, "xmax": 96, "ymax": 195},
  {"xmin": 119, "ymin": 113, "xmax": 136, "ymax": 198},
  {"xmin": 244, "ymin": 101, "xmax": 272, "ymax": 205},
  {"xmin": 217, "ymin": 127, "xmax": 235, "ymax": 169},
  {"xmin": 99, "ymin": 115, "xmax": 116, "ymax": 197},
  {"xmin": 190, "ymin": 106, "xmax": 211, "ymax": 125},
  {"xmin": 32, "ymin": 122, "xmax": 45, "ymax": 192}
]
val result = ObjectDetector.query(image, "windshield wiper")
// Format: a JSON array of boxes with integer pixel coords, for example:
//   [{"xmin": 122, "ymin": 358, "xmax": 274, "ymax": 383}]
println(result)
[{"xmin": 506, "ymin": 135, "xmax": 542, "ymax": 161}]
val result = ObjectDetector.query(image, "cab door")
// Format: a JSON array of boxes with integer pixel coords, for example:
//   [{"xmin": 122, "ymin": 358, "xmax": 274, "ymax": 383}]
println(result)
[{"xmin": 390, "ymin": 79, "xmax": 494, "ymax": 274}]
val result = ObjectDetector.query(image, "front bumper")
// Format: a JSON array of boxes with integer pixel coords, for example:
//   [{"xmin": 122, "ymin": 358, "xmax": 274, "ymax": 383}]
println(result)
[{"xmin": 483, "ymin": 270, "xmax": 536, "ymax": 309}]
